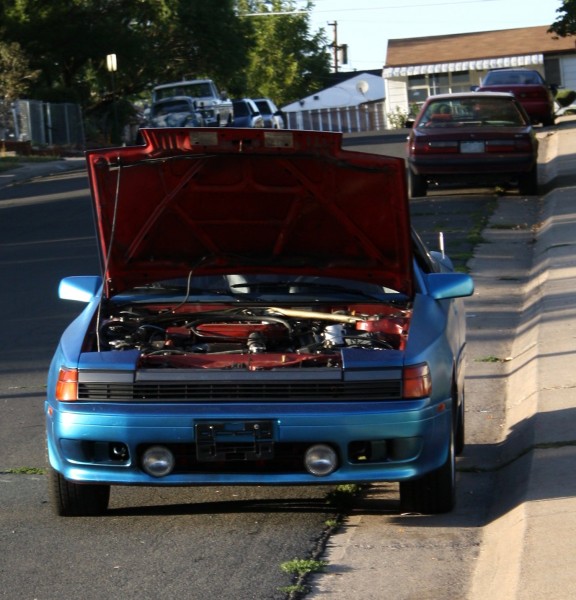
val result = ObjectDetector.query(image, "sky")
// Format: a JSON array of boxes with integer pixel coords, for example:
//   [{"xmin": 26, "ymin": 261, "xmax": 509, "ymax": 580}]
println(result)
[{"xmin": 302, "ymin": 0, "xmax": 562, "ymax": 72}]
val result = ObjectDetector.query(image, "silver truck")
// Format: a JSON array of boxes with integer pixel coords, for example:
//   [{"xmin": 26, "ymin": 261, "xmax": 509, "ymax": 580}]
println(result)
[{"xmin": 151, "ymin": 79, "xmax": 233, "ymax": 127}]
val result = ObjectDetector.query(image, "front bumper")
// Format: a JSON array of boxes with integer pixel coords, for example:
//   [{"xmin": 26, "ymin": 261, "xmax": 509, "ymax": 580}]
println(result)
[{"xmin": 46, "ymin": 400, "xmax": 452, "ymax": 486}]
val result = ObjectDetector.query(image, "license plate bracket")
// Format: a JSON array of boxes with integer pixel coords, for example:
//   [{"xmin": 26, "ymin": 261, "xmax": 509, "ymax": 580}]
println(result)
[
  {"xmin": 460, "ymin": 141, "xmax": 485, "ymax": 153},
  {"xmin": 195, "ymin": 420, "xmax": 274, "ymax": 462}
]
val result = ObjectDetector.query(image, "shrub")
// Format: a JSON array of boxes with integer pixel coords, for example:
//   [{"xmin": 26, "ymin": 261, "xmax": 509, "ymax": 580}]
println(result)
[
  {"xmin": 387, "ymin": 106, "xmax": 409, "ymax": 129},
  {"xmin": 555, "ymin": 89, "xmax": 576, "ymax": 107}
]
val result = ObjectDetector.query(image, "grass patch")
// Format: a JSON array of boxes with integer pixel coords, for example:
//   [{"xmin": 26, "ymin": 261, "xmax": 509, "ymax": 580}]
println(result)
[
  {"xmin": 5, "ymin": 467, "xmax": 45, "ymax": 475},
  {"xmin": 278, "ymin": 558, "xmax": 328, "ymax": 596},
  {"xmin": 325, "ymin": 483, "xmax": 363, "ymax": 510},
  {"xmin": 466, "ymin": 231, "xmax": 486, "ymax": 246},
  {"xmin": 280, "ymin": 558, "xmax": 328, "ymax": 577},
  {"xmin": 278, "ymin": 584, "xmax": 309, "ymax": 595},
  {"xmin": 475, "ymin": 355, "xmax": 503, "ymax": 363}
]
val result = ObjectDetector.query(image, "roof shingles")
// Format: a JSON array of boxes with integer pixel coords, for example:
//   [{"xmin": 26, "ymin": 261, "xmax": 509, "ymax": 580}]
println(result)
[{"xmin": 385, "ymin": 25, "xmax": 575, "ymax": 67}]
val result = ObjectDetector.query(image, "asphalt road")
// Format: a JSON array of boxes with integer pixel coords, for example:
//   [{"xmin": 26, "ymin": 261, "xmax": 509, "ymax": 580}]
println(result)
[
  {"xmin": 0, "ymin": 170, "xmax": 339, "ymax": 600},
  {"xmin": 0, "ymin": 135, "xmax": 539, "ymax": 599}
]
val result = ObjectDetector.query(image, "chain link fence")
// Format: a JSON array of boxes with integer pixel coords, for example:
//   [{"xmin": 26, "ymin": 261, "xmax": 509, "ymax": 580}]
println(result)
[{"xmin": 0, "ymin": 100, "xmax": 85, "ymax": 149}]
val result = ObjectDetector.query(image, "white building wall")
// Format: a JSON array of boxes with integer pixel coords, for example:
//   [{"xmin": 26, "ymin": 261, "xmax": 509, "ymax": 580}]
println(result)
[
  {"xmin": 384, "ymin": 78, "xmax": 409, "ymax": 127},
  {"xmin": 560, "ymin": 56, "xmax": 576, "ymax": 90}
]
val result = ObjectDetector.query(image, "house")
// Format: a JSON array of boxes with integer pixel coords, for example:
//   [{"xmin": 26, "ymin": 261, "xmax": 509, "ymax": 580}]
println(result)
[
  {"xmin": 383, "ymin": 25, "xmax": 576, "ymax": 121},
  {"xmin": 281, "ymin": 72, "xmax": 386, "ymax": 132}
]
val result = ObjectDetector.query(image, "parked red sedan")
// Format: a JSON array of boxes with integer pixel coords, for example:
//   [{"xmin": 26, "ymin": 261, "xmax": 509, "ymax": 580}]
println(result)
[
  {"xmin": 477, "ymin": 68, "xmax": 556, "ymax": 126},
  {"xmin": 406, "ymin": 92, "xmax": 539, "ymax": 197}
]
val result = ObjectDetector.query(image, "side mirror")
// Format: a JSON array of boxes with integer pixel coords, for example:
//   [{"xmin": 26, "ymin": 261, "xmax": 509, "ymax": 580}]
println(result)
[
  {"xmin": 426, "ymin": 272, "xmax": 474, "ymax": 300},
  {"xmin": 59, "ymin": 276, "xmax": 103, "ymax": 303}
]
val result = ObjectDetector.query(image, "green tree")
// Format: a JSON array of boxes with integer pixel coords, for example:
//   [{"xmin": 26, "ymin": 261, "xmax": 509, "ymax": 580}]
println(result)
[
  {"xmin": 0, "ymin": 0, "xmax": 331, "ymax": 141},
  {"xmin": 549, "ymin": 0, "xmax": 576, "ymax": 37},
  {"xmin": 235, "ymin": 0, "xmax": 331, "ymax": 105},
  {"xmin": 0, "ymin": 40, "xmax": 39, "ymax": 136},
  {"xmin": 0, "ymin": 1, "xmax": 249, "ymax": 100},
  {"xmin": 0, "ymin": 0, "xmax": 177, "ymax": 103},
  {"xmin": 173, "ymin": 0, "xmax": 253, "ymax": 89},
  {"xmin": 0, "ymin": 41, "xmax": 39, "ymax": 101},
  {"xmin": 0, "ymin": 0, "xmax": 249, "ymax": 141}
]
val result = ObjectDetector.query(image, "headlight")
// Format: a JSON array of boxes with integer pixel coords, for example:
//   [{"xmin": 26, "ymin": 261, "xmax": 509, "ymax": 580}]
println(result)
[
  {"xmin": 141, "ymin": 446, "xmax": 175, "ymax": 477},
  {"xmin": 304, "ymin": 444, "xmax": 338, "ymax": 476}
]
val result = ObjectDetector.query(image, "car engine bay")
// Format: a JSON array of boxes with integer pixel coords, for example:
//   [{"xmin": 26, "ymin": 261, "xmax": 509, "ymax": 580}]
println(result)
[{"xmin": 95, "ymin": 303, "xmax": 411, "ymax": 370}]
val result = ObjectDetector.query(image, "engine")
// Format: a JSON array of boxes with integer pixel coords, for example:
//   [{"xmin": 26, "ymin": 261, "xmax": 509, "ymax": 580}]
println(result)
[{"xmin": 96, "ymin": 304, "xmax": 410, "ymax": 369}]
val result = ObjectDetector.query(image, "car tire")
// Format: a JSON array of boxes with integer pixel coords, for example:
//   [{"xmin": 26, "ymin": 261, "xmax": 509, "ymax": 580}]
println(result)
[
  {"xmin": 518, "ymin": 166, "xmax": 538, "ymax": 195},
  {"xmin": 49, "ymin": 467, "xmax": 110, "ymax": 517},
  {"xmin": 542, "ymin": 114, "xmax": 555, "ymax": 127},
  {"xmin": 399, "ymin": 426, "xmax": 456, "ymax": 514},
  {"xmin": 409, "ymin": 170, "xmax": 427, "ymax": 197}
]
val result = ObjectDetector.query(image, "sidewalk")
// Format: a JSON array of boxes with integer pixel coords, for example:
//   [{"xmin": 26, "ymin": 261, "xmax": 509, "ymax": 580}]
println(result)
[
  {"xmin": 0, "ymin": 156, "xmax": 85, "ymax": 191},
  {"xmin": 307, "ymin": 118, "xmax": 576, "ymax": 600},
  {"xmin": 469, "ymin": 119, "xmax": 576, "ymax": 600}
]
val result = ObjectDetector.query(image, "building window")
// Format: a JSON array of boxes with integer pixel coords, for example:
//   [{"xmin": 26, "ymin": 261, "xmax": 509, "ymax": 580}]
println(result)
[
  {"xmin": 429, "ymin": 73, "xmax": 450, "ymax": 95},
  {"xmin": 450, "ymin": 71, "xmax": 472, "ymax": 92},
  {"xmin": 407, "ymin": 71, "xmax": 472, "ymax": 107}
]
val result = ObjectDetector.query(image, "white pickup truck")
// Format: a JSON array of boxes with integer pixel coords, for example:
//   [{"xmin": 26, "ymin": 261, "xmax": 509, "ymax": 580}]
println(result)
[{"xmin": 151, "ymin": 79, "xmax": 233, "ymax": 127}]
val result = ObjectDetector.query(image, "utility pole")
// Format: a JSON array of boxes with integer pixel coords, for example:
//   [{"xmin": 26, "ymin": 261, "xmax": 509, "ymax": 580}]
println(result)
[{"xmin": 328, "ymin": 21, "xmax": 348, "ymax": 73}]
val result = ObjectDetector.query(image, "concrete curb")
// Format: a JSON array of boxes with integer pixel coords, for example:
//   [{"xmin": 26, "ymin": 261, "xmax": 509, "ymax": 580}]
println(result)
[{"xmin": 469, "ymin": 122, "xmax": 576, "ymax": 599}]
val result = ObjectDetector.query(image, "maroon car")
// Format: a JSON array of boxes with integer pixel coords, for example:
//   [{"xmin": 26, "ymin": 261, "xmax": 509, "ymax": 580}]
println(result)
[
  {"xmin": 407, "ymin": 92, "xmax": 539, "ymax": 197},
  {"xmin": 477, "ymin": 68, "xmax": 556, "ymax": 126}
]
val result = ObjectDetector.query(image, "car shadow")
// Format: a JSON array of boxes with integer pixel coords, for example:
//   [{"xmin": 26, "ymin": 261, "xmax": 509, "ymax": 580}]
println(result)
[{"xmin": 105, "ymin": 487, "xmax": 341, "ymax": 518}]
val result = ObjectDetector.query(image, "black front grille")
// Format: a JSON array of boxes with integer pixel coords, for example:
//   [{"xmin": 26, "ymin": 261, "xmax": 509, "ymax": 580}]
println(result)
[{"xmin": 77, "ymin": 380, "xmax": 402, "ymax": 401}]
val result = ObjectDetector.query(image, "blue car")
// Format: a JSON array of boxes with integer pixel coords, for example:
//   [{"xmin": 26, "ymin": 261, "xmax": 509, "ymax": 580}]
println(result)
[
  {"xmin": 231, "ymin": 99, "xmax": 264, "ymax": 128},
  {"xmin": 46, "ymin": 127, "xmax": 473, "ymax": 516}
]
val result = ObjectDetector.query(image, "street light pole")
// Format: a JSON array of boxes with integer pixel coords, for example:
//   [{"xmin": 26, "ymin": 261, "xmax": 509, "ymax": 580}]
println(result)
[{"xmin": 106, "ymin": 53, "xmax": 119, "ymax": 144}]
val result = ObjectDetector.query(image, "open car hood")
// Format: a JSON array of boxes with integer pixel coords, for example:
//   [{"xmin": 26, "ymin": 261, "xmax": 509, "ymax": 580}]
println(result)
[{"xmin": 86, "ymin": 128, "xmax": 413, "ymax": 297}]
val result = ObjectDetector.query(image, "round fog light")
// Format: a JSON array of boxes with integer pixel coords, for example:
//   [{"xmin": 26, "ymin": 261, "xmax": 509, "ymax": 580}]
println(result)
[
  {"xmin": 304, "ymin": 444, "xmax": 338, "ymax": 476},
  {"xmin": 142, "ymin": 445, "xmax": 175, "ymax": 477}
]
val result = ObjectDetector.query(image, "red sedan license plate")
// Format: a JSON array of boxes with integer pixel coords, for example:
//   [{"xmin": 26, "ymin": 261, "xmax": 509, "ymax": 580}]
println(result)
[{"xmin": 461, "ymin": 141, "xmax": 485, "ymax": 153}]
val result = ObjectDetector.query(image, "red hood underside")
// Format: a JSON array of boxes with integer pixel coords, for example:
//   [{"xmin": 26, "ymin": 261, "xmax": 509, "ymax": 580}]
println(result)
[{"xmin": 85, "ymin": 128, "xmax": 413, "ymax": 297}]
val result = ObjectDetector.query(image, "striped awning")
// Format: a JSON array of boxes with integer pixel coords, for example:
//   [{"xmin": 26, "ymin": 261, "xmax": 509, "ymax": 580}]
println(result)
[{"xmin": 383, "ymin": 53, "xmax": 544, "ymax": 77}]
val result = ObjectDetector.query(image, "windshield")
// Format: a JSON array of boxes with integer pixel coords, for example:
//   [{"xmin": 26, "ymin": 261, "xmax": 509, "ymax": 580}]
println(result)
[
  {"xmin": 417, "ymin": 97, "xmax": 527, "ymax": 128},
  {"xmin": 483, "ymin": 70, "xmax": 544, "ymax": 85},
  {"xmin": 154, "ymin": 82, "xmax": 214, "ymax": 100},
  {"xmin": 233, "ymin": 102, "xmax": 252, "ymax": 117},
  {"xmin": 254, "ymin": 100, "xmax": 272, "ymax": 115}
]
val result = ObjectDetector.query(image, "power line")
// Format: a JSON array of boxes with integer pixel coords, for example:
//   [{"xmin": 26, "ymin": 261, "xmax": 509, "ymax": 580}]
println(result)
[{"xmin": 310, "ymin": 0, "xmax": 499, "ymax": 13}]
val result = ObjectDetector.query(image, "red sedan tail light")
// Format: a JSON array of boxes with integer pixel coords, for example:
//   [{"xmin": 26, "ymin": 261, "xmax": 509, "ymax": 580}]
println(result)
[
  {"xmin": 485, "ymin": 136, "xmax": 533, "ymax": 152},
  {"xmin": 513, "ymin": 137, "xmax": 535, "ymax": 152}
]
